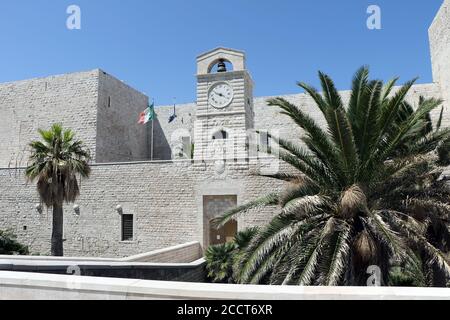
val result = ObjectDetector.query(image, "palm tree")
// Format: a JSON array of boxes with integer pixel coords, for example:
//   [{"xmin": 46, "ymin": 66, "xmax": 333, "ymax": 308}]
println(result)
[
  {"xmin": 205, "ymin": 227, "xmax": 260, "ymax": 283},
  {"xmin": 205, "ymin": 242, "xmax": 236, "ymax": 283},
  {"xmin": 25, "ymin": 124, "xmax": 91, "ymax": 256},
  {"xmin": 214, "ymin": 67, "xmax": 450, "ymax": 286},
  {"xmin": 0, "ymin": 230, "xmax": 29, "ymax": 255}
]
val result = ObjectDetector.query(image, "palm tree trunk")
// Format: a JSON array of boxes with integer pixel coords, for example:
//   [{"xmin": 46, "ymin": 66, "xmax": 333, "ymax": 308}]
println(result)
[{"xmin": 51, "ymin": 203, "xmax": 64, "ymax": 256}]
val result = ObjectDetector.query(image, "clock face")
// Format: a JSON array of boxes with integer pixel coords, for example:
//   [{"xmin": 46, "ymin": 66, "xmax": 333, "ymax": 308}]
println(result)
[{"xmin": 208, "ymin": 82, "xmax": 234, "ymax": 109}]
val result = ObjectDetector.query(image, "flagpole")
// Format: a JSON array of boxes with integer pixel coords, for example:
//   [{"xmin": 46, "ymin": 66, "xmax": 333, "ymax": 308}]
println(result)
[{"xmin": 151, "ymin": 99, "xmax": 154, "ymax": 161}]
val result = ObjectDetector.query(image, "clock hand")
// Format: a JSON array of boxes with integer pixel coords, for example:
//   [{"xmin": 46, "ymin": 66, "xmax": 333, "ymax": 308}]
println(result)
[{"xmin": 214, "ymin": 90, "xmax": 224, "ymax": 97}]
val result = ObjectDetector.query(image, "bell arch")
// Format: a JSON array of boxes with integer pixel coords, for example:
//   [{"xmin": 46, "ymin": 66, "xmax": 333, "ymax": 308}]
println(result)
[
  {"xmin": 197, "ymin": 47, "xmax": 246, "ymax": 75},
  {"xmin": 207, "ymin": 58, "xmax": 234, "ymax": 74}
]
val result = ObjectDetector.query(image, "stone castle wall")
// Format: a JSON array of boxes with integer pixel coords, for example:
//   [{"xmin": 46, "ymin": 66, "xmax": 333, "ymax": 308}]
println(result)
[
  {"xmin": 154, "ymin": 83, "xmax": 444, "ymax": 160},
  {"xmin": 0, "ymin": 70, "xmax": 99, "ymax": 167},
  {"xmin": 430, "ymin": 0, "xmax": 450, "ymax": 129},
  {"xmin": 0, "ymin": 69, "xmax": 150, "ymax": 167},
  {"xmin": 0, "ymin": 159, "xmax": 286, "ymax": 257},
  {"xmin": 0, "ymin": 1, "xmax": 448, "ymax": 257},
  {"xmin": 0, "ymin": 79, "xmax": 446, "ymax": 259},
  {"xmin": 96, "ymin": 71, "xmax": 149, "ymax": 162}
]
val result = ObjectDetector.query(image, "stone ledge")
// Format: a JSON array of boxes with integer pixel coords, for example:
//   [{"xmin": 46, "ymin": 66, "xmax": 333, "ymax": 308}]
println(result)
[
  {"xmin": 0, "ymin": 271, "xmax": 449, "ymax": 300},
  {"xmin": 0, "ymin": 242, "xmax": 203, "ymax": 264}
]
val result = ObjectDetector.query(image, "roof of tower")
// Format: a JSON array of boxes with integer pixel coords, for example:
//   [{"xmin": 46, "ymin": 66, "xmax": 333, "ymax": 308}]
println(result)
[{"xmin": 196, "ymin": 47, "xmax": 245, "ymax": 60}]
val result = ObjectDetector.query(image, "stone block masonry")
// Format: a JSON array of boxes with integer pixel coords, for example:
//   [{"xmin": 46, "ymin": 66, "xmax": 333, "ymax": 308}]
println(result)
[
  {"xmin": 0, "ymin": 159, "xmax": 288, "ymax": 257},
  {"xmin": 430, "ymin": 0, "xmax": 450, "ymax": 130},
  {"xmin": 96, "ymin": 71, "xmax": 149, "ymax": 162},
  {"xmin": 0, "ymin": 70, "xmax": 99, "ymax": 167},
  {"xmin": 154, "ymin": 82, "xmax": 445, "ymax": 161},
  {"xmin": 0, "ymin": 83, "xmax": 445, "ymax": 257},
  {"xmin": 0, "ymin": 69, "xmax": 150, "ymax": 168},
  {"xmin": 0, "ymin": 1, "xmax": 448, "ymax": 258}
]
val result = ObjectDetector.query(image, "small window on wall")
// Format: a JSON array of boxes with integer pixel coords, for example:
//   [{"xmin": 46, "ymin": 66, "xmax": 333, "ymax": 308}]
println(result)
[
  {"xmin": 182, "ymin": 136, "xmax": 192, "ymax": 159},
  {"xmin": 212, "ymin": 130, "xmax": 228, "ymax": 140},
  {"xmin": 259, "ymin": 131, "xmax": 270, "ymax": 152},
  {"xmin": 121, "ymin": 214, "xmax": 134, "ymax": 241}
]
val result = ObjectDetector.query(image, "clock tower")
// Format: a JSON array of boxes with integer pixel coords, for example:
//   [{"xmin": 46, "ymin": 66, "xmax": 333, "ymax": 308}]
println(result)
[{"xmin": 194, "ymin": 48, "xmax": 254, "ymax": 163}]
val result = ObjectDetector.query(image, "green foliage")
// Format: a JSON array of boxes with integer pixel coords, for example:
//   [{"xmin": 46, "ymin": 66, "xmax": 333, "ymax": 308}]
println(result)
[
  {"xmin": 216, "ymin": 67, "xmax": 450, "ymax": 286},
  {"xmin": 205, "ymin": 242, "xmax": 236, "ymax": 283},
  {"xmin": 437, "ymin": 137, "xmax": 450, "ymax": 166},
  {"xmin": 25, "ymin": 123, "xmax": 91, "ymax": 208},
  {"xmin": 234, "ymin": 227, "xmax": 259, "ymax": 249},
  {"xmin": 25, "ymin": 124, "xmax": 91, "ymax": 256},
  {"xmin": 388, "ymin": 267, "xmax": 423, "ymax": 287},
  {"xmin": 0, "ymin": 230, "xmax": 29, "ymax": 255},
  {"xmin": 205, "ymin": 228, "xmax": 260, "ymax": 283}
]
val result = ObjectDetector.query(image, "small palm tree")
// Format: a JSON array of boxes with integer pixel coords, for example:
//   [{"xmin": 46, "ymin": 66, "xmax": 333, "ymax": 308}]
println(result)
[
  {"xmin": 0, "ymin": 230, "xmax": 29, "ymax": 255},
  {"xmin": 214, "ymin": 67, "xmax": 450, "ymax": 286},
  {"xmin": 205, "ymin": 242, "xmax": 236, "ymax": 283},
  {"xmin": 26, "ymin": 124, "xmax": 91, "ymax": 256},
  {"xmin": 205, "ymin": 228, "xmax": 260, "ymax": 283}
]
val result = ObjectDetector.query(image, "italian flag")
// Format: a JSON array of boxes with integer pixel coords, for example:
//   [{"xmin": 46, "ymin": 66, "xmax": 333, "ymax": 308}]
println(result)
[{"xmin": 138, "ymin": 102, "xmax": 155, "ymax": 124}]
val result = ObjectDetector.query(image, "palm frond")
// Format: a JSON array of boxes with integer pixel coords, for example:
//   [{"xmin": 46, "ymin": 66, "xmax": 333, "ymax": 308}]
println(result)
[
  {"xmin": 363, "ymin": 212, "xmax": 405, "ymax": 261},
  {"xmin": 379, "ymin": 97, "xmax": 443, "ymax": 160},
  {"xmin": 380, "ymin": 77, "xmax": 399, "ymax": 102},
  {"xmin": 236, "ymin": 214, "xmax": 325, "ymax": 283},
  {"xmin": 322, "ymin": 221, "xmax": 352, "ymax": 286},
  {"xmin": 347, "ymin": 66, "xmax": 370, "ymax": 125},
  {"xmin": 286, "ymin": 218, "xmax": 336, "ymax": 285},
  {"xmin": 377, "ymin": 78, "xmax": 417, "ymax": 142},
  {"xmin": 281, "ymin": 195, "xmax": 327, "ymax": 218},
  {"xmin": 211, "ymin": 193, "xmax": 279, "ymax": 229},
  {"xmin": 318, "ymin": 72, "xmax": 359, "ymax": 181},
  {"xmin": 384, "ymin": 212, "xmax": 450, "ymax": 277},
  {"xmin": 267, "ymin": 97, "xmax": 344, "ymax": 179}
]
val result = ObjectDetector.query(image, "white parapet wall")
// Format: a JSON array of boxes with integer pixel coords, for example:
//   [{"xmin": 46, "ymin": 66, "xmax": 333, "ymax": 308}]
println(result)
[
  {"xmin": 0, "ymin": 271, "xmax": 449, "ymax": 300},
  {"xmin": 121, "ymin": 241, "xmax": 203, "ymax": 263},
  {"xmin": 0, "ymin": 241, "xmax": 203, "ymax": 264},
  {"xmin": 0, "ymin": 242, "xmax": 206, "ymax": 283}
]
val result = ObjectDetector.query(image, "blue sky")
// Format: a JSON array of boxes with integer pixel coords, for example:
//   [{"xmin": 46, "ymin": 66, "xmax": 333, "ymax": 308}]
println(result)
[{"xmin": 0, "ymin": 0, "xmax": 443, "ymax": 105}]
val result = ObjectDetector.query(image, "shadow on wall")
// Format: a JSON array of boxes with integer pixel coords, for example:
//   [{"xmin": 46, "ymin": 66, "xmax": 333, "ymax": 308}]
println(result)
[{"xmin": 151, "ymin": 116, "xmax": 171, "ymax": 160}]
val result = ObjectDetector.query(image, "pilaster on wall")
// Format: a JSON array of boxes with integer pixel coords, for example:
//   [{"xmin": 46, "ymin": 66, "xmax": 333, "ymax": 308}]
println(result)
[{"xmin": 429, "ymin": 0, "xmax": 450, "ymax": 128}]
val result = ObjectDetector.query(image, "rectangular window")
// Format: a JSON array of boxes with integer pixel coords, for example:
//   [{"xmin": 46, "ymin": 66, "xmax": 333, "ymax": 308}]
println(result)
[
  {"xmin": 259, "ymin": 131, "xmax": 270, "ymax": 153},
  {"xmin": 121, "ymin": 214, "xmax": 134, "ymax": 241},
  {"xmin": 182, "ymin": 136, "xmax": 192, "ymax": 158}
]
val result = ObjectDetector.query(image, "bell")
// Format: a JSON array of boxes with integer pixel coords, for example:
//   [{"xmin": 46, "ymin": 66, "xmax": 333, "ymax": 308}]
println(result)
[{"xmin": 217, "ymin": 60, "xmax": 227, "ymax": 73}]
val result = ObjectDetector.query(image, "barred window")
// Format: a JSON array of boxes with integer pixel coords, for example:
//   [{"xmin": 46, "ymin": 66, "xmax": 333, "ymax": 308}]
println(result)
[{"xmin": 121, "ymin": 214, "xmax": 134, "ymax": 241}]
